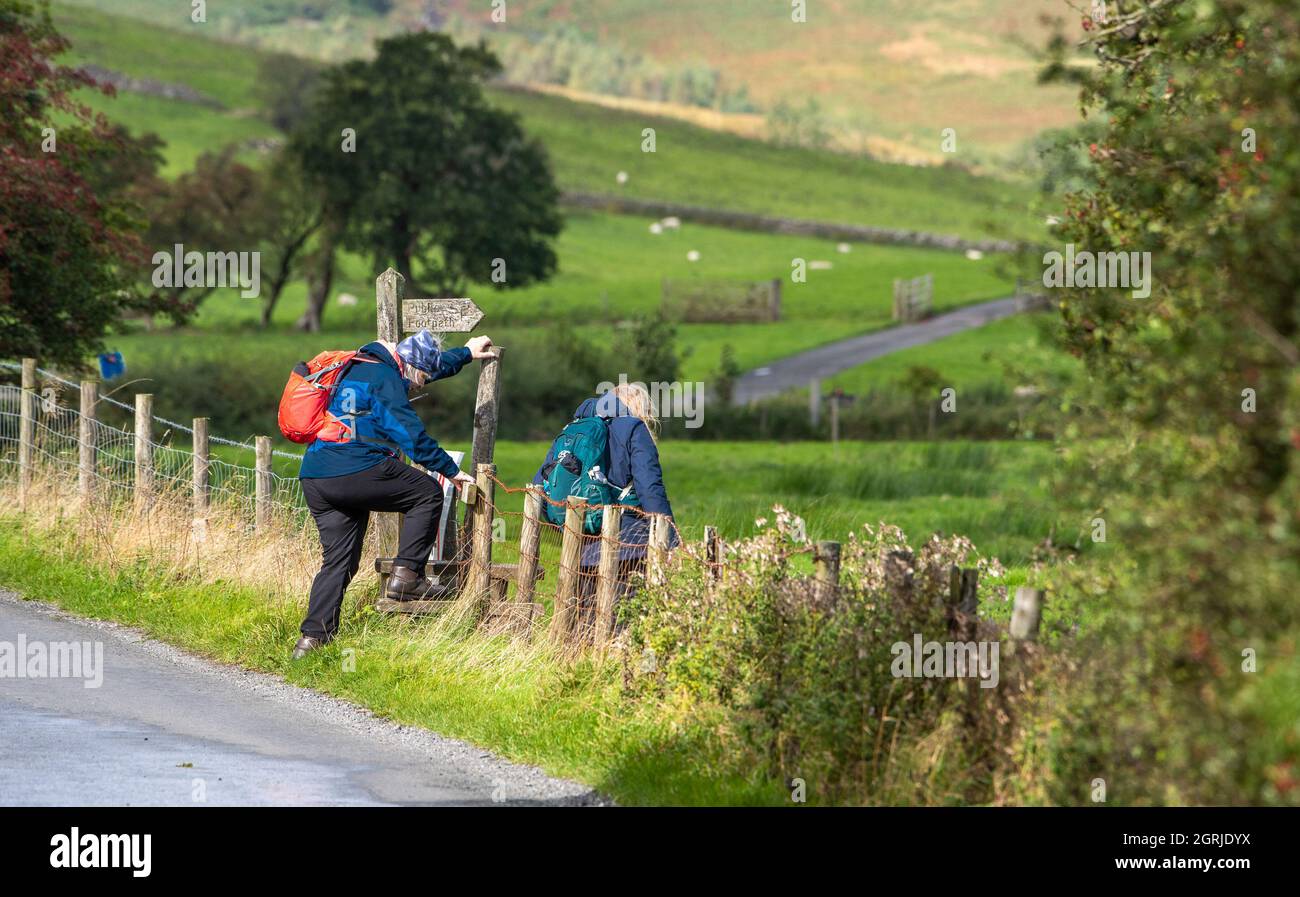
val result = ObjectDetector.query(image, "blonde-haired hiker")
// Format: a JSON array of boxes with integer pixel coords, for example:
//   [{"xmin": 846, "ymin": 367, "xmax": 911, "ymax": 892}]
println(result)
[{"xmin": 532, "ymin": 381, "xmax": 678, "ymax": 569}]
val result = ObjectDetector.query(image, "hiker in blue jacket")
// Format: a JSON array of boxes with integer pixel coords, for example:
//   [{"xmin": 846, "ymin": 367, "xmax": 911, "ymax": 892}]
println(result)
[
  {"xmin": 292, "ymin": 330, "xmax": 493, "ymax": 659},
  {"xmin": 532, "ymin": 381, "xmax": 678, "ymax": 568}
]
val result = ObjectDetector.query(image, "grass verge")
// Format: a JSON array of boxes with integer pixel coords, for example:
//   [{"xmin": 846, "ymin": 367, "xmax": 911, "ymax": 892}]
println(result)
[{"xmin": 0, "ymin": 503, "xmax": 780, "ymax": 806}]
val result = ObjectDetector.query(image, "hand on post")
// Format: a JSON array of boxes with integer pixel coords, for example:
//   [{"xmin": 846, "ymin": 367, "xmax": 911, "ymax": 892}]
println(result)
[{"xmin": 465, "ymin": 336, "xmax": 494, "ymax": 360}]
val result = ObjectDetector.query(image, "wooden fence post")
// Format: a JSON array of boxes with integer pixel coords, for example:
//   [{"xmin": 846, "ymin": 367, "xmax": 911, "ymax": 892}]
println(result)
[
  {"xmin": 469, "ymin": 463, "xmax": 496, "ymax": 612},
  {"xmin": 549, "ymin": 495, "xmax": 586, "ymax": 644},
  {"xmin": 809, "ymin": 378, "xmax": 821, "ymax": 429},
  {"xmin": 18, "ymin": 358, "xmax": 35, "ymax": 506},
  {"xmin": 374, "ymin": 268, "xmax": 403, "ymax": 559},
  {"xmin": 704, "ymin": 524, "xmax": 721, "ymax": 583},
  {"xmin": 829, "ymin": 394, "xmax": 840, "ymax": 446},
  {"xmin": 192, "ymin": 418, "xmax": 209, "ymax": 540},
  {"xmin": 1010, "ymin": 587, "xmax": 1045, "ymax": 642},
  {"xmin": 471, "ymin": 346, "xmax": 504, "ymax": 468},
  {"xmin": 255, "ymin": 435, "xmax": 272, "ymax": 532},
  {"xmin": 133, "ymin": 393, "xmax": 153, "ymax": 514},
  {"xmin": 648, "ymin": 514, "xmax": 671, "ymax": 588},
  {"xmin": 593, "ymin": 503, "xmax": 623, "ymax": 649},
  {"xmin": 515, "ymin": 484, "xmax": 543, "ymax": 603},
  {"xmin": 78, "ymin": 380, "xmax": 97, "ymax": 511},
  {"xmin": 947, "ymin": 565, "xmax": 980, "ymax": 641},
  {"xmin": 814, "ymin": 540, "xmax": 842, "ymax": 602}
]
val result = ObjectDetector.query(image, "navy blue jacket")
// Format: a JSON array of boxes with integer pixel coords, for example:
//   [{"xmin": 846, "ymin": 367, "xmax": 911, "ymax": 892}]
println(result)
[
  {"xmin": 299, "ymin": 341, "xmax": 472, "ymax": 480},
  {"xmin": 533, "ymin": 396, "xmax": 676, "ymax": 563}
]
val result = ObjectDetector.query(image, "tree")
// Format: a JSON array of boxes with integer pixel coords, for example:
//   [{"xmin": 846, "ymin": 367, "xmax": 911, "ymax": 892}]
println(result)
[
  {"xmin": 137, "ymin": 147, "xmax": 265, "ymax": 319},
  {"xmin": 1036, "ymin": 0, "xmax": 1300, "ymax": 804},
  {"xmin": 288, "ymin": 32, "xmax": 562, "ymax": 306},
  {"xmin": 253, "ymin": 152, "xmax": 323, "ymax": 327},
  {"xmin": 254, "ymin": 51, "xmax": 324, "ymax": 135},
  {"xmin": 0, "ymin": 0, "xmax": 170, "ymax": 368}
]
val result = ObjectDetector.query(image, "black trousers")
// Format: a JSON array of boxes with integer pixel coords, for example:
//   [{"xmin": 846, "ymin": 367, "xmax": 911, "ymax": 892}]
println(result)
[{"xmin": 299, "ymin": 458, "xmax": 444, "ymax": 640}]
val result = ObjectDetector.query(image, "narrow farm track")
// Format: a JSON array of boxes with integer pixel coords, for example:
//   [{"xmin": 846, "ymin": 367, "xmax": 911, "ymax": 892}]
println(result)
[
  {"xmin": 732, "ymin": 296, "xmax": 1021, "ymax": 405},
  {"xmin": 0, "ymin": 592, "xmax": 601, "ymax": 807}
]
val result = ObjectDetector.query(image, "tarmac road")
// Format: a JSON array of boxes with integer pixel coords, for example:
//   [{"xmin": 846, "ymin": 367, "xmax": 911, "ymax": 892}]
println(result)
[
  {"xmin": 732, "ymin": 296, "xmax": 1021, "ymax": 405},
  {"xmin": 0, "ymin": 591, "xmax": 600, "ymax": 806}
]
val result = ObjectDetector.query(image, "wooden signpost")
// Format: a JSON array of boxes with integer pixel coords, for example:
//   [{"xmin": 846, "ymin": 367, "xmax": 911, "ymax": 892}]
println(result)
[
  {"xmin": 401, "ymin": 299, "xmax": 485, "ymax": 333},
  {"xmin": 372, "ymin": 268, "xmax": 500, "ymax": 615}
]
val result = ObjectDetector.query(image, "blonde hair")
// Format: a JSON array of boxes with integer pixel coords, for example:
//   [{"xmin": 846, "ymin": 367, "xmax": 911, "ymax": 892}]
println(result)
[{"xmin": 612, "ymin": 381, "xmax": 659, "ymax": 441}]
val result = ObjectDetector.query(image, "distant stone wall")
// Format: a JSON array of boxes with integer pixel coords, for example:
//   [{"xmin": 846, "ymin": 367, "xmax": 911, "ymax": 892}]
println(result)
[
  {"xmin": 562, "ymin": 191, "xmax": 1019, "ymax": 254},
  {"xmin": 79, "ymin": 65, "xmax": 226, "ymax": 110}
]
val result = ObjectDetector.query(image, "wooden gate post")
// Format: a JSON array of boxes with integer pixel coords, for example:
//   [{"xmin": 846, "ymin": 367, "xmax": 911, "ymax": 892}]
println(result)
[
  {"xmin": 464, "ymin": 346, "xmax": 503, "ymax": 548},
  {"xmin": 192, "ymin": 418, "xmax": 209, "ymax": 540},
  {"xmin": 515, "ymin": 484, "xmax": 543, "ymax": 603},
  {"xmin": 133, "ymin": 393, "xmax": 154, "ymax": 514},
  {"xmin": 471, "ymin": 346, "xmax": 504, "ymax": 468},
  {"xmin": 78, "ymin": 380, "xmax": 97, "ymax": 511},
  {"xmin": 549, "ymin": 495, "xmax": 586, "ymax": 644},
  {"xmin": 468, "ymin": 463, "xmax": 496, "ymax": 612},
  {"xmin": 593, "ymin": 503, "xmax": 623, "ymax": 649},
  {"xmin": 18, "ymin": 358, "xmax": 36, "ymax": 506},
  {"xmin": 255, "ymin": 435, "xmax": 272, "ymax": 532}
]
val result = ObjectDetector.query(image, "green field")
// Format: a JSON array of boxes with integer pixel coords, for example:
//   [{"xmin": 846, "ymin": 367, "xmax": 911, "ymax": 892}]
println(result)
[
  {"xmin": 172, "ymin": 438, "xmax": 1066, "ymax": 568},
  {"xmin": 156, "ymin": 208, "xmax": 1019, "ymax": 383}
]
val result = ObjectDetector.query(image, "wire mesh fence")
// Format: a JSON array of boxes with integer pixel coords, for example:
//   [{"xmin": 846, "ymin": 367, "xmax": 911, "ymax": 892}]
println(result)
[{"xmin": 0, "ymin": 364, "xmax": 308, "ymax": 526}]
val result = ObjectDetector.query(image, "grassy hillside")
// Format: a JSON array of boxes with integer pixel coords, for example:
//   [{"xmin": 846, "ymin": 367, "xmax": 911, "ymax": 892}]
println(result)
[
  {"xmin": 53, "ymin": 3, "xmax": 1041, "ymax": 239},
  {"xmin": 60, "ymin": 0, "xmax": 1083, "ymax": 165}
]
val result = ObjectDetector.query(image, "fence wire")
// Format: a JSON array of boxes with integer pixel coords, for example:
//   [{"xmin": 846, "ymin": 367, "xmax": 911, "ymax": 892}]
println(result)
[{"xmin": 0, "ymin": 371, "xmax": 308, "ymax": 524}]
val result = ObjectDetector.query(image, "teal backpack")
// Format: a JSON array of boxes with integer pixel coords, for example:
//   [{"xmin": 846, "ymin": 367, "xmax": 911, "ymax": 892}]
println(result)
[{"xmin": 539, "ymin": 416, "xmax": 639, "ymax": 534}]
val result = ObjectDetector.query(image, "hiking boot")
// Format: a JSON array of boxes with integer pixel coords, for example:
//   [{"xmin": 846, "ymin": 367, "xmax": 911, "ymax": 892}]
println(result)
[
  {"xmin": 385, "ymin": 565, "xmax": 437, "ymax": 601},
  {"xmin": 291, "ymin": 636, "xmax": 325, "ymax": 660}
]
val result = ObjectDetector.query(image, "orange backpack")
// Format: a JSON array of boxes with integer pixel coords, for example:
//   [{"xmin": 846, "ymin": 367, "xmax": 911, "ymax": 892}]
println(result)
[{"xmin": 277, "ymin": 350, "xmax": 377, "ymax": 444}]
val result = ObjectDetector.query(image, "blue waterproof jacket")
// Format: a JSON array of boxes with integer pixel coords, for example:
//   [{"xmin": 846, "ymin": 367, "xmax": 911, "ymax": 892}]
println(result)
[
  {"xmin": 533, "ymin": 396, "xmax": 677, "ymax": 561},
  {"xmin": 299, "ymin": 341, "xmax": 471, "ymax": 480}
]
